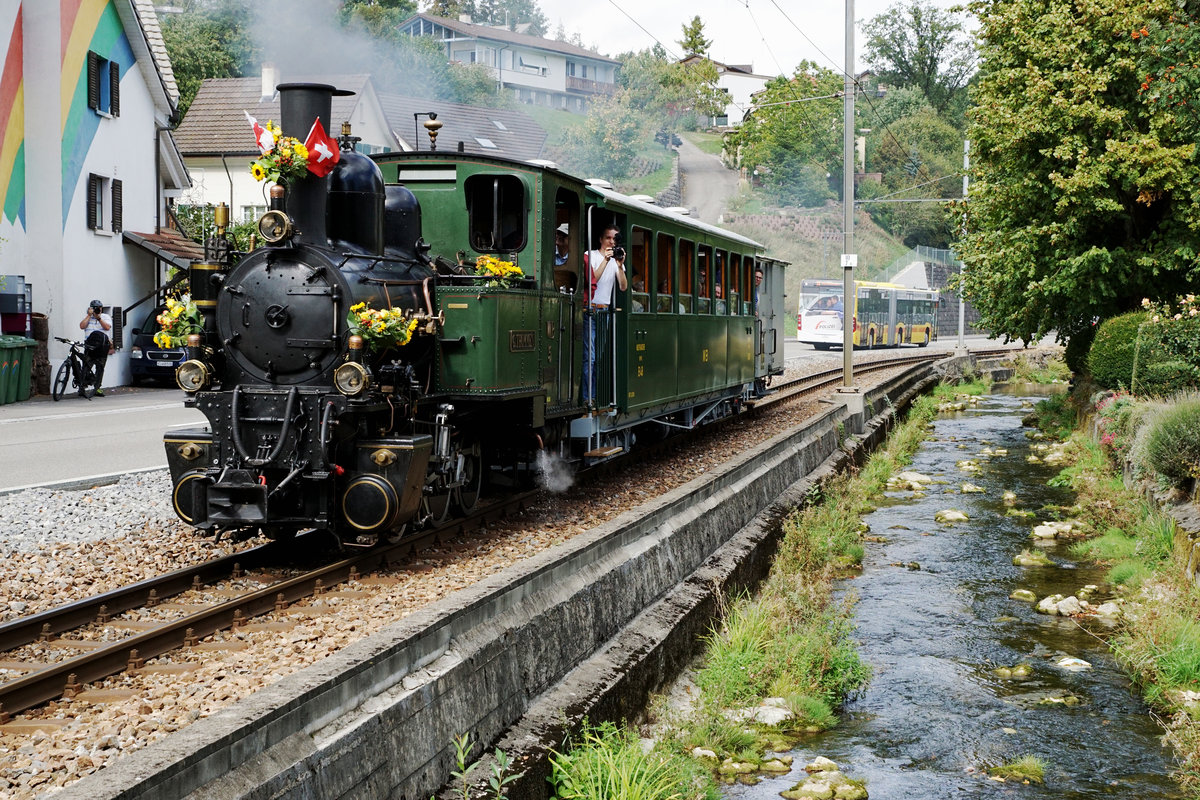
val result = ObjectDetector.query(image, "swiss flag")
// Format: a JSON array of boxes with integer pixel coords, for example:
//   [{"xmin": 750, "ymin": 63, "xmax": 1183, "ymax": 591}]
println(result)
[
  {"xmin": 244, "ymin": 110, "xmax": 274, "ymax": 154},
  {"xmin": 304, "ymin": 117, "xmax": 340, "ymax": 177}
]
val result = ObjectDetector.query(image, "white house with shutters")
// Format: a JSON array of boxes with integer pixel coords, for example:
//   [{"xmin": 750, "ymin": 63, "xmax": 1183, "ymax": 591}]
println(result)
[{"xmin": 0, "ymin": 0, "xmax": 190, "ymax": 391}]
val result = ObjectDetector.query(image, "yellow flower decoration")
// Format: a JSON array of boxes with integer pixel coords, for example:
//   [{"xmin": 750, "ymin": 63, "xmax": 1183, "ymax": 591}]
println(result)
[
  {"xmin": 155, "ymin": 293, "xmax": 203, "ymax": 348},
  {"xmin": 475, "ymin": 255, "xmax": 525, "ymax": 287},
  {"xmin": 249, "ymin": 133, "xmax": 313, "ymax": 184},
  {"xmin": 346, "ymin": 301, "xmax": 419, "ymax": 353}
]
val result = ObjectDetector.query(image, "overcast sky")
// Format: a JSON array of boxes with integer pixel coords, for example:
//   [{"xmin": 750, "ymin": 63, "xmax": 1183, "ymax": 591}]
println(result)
[{"xmin": 537, "ymin": 0, "xmax": 971, "ymax": 77}]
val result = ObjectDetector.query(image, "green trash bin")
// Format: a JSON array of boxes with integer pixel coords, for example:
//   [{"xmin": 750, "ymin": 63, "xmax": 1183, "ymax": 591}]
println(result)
[
  {"xmin": 0, "ymin": 336, "xmax": 12, "ymax": 407},
  {"xmin": 13, "ymin": 336, "xmax": 34, "ymax": 402}
]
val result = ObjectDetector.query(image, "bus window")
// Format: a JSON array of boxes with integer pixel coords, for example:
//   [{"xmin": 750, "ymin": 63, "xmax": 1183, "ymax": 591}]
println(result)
[
  {"xmin": 630, "ymin": 226, "xmax": 650, "ymax": 312},
  {"xmin": 679, "ymin": 239, "xmax": 695, "ymax": 313},
  {"xmin": 656, "ymin": 233, "xmax": 675, "ymax": 313},
  {"xmin": 465, "ymin": 174, "xmax": 526, "ymax": 252},
  {"xmin": 697, "ymin": 245, "xmax": 712, "ymax": 313}
]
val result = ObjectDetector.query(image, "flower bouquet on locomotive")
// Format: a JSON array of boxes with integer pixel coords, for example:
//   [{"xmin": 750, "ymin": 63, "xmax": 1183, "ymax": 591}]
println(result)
[{"xmin": 161, "ymin": 82, "xmax": 786, "ymax": 547}]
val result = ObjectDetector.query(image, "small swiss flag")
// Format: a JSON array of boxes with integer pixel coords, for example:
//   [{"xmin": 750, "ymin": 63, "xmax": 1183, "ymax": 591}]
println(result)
[
  {"xmin": 304, "ymin": 117, "xmax": 340, "ymax": 177},
  {"xmin": 244, "ymin": 110, "xmax": 274, "ymax": 154}
]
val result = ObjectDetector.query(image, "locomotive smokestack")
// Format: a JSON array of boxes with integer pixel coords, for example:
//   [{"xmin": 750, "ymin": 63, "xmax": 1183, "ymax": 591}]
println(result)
[{"xmin": 277, "ymin": 82, "xmax": 352, "ymax": 246}]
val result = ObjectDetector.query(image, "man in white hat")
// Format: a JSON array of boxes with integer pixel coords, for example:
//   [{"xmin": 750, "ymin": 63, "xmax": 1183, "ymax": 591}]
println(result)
[{"xmin": 554, "ymin": 223, "xmax": 570, "ymax": 266}]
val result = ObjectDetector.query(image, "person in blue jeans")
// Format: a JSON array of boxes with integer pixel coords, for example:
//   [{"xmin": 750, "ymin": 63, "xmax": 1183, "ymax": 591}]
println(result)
[
  {"xmin": 583, "ymin": 224, "xmax": 627, "ymax": 404},
  {"xmin": 78, "ymin": 299, "xmax": 113, "ymax": 396}
]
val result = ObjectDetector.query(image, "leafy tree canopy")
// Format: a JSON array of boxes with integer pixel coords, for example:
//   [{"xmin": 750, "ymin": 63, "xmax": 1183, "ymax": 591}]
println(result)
[
  {"xmin": 421, "ymin": 0, "xmax": 549, "ymax": 35},
  {"xmin": 955, "ymin": 0, "xmax": 1200, "ymax": 344},
  {"xmin": 160, "ymin": 0, "xmax": 260, "ymax": 117},
  {"xmin": 724, "ymin": 63, "xmax": 844, "ymax": 207},
  {"xmin": 862, "ymin": 0, "xmax": 975, "ymax": 115},
  {"xmin": 678, "ymin": 15, "xmax": 712, "ymax": 57},
  {"xmin": 616, "ymin": 47, "xmax": 726, "ymax": 128},
  {"xmin": 861, "ymin": 107, "xmax": 961, "ymax": 247}
]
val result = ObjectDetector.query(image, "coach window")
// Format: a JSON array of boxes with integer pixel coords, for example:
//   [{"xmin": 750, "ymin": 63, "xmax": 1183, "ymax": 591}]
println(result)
[
  {"xmin": 742, "ymin": 257, "xmax": 754, "ymax": 314},
  {"xmin": 655, "ymin": 233, "xmax": 675, "ymax": 313},
  {"xmin": 465, "ymin": 174, "xmax": 526, "ymax": 253},
  {"xmin": 630, "ymin": 226, "xmax": 650, "ymax": 312},
  {"xmin": 714, "ymin": 250, "xmax": 728, "ymax": 314},
  {"xmin": 697, "ymin": 245, "xmax": 712, "ymax": 314},
  {"xmin": 729, "ymin": 253, "xmax": 742, "ymax": 314},
  {"xmin": 679, "ymin": 239, "xmax": 695, "ymax": 313}
]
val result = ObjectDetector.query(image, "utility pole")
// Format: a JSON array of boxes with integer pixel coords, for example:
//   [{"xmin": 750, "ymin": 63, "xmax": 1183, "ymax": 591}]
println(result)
[
  {"xmin": 957, "ymin": 139, "xmax": 969, "ymax": 350},
  {"xmin": 841, "ymin": 0, "xmax": 858, "ymax": 392}
]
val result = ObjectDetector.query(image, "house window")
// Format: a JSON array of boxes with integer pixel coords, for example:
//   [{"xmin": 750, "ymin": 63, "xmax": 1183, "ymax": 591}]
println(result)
[
  {"xmin": 581, "ymin": 64, "xmax": 588, "ymax": 79},
  {"xmin": 87, "ymin": 174, "xmax": 122, "ymax": 233},
  {"xmin": 241, "ymin": 205, "xmax": 267, "ymax": 223},
  {"xmin": 566, "ymin": 61, "xmax": 576, "ymax": 77},
  {"xmin": 474, "ymin": 137, "xmax": 498, "ymax": 149},
  {"xmin": 87, "ymin": 51, "xmax": 120, "ymax": 117}
]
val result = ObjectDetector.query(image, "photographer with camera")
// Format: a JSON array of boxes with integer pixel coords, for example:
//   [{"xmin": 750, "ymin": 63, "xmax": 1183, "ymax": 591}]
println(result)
[
  {"xmin": 582, "ymin": 224, "xmax": 628, "ymax": 404},
  {"xmin": 78, "ymin": 299, "xmax": 113, "ymax": 396}
]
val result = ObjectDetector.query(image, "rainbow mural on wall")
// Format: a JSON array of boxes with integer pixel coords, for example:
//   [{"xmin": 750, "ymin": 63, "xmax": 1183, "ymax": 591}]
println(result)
[
  {"xmin": 0, "ymin": 3, "xmax": 24, "ymax": 229},
  {"xmin": 61, "ymin": 0, "xmax": 133, "ymax": 228}
]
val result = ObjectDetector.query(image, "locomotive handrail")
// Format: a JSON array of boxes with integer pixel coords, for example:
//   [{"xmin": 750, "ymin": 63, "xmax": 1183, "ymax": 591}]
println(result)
[{"xmin": 231, "ymin": 385, "xmax": 300, "ymax": 467}]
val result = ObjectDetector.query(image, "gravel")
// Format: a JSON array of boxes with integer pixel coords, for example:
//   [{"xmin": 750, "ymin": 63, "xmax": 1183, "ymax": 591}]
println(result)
[{"xmin": 0, "ymin": 358, "xmax": 860, "ymax": 796}]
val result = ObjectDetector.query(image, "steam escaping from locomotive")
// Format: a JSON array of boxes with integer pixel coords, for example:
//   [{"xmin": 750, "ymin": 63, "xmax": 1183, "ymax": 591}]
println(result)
[{"xmin": 535, "ymin": 450, "xmax": 575, "ymax": 494}]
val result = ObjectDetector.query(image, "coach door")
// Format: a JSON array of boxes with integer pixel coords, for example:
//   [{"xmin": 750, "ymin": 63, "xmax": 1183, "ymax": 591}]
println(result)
[{"xmin": 547, "ymin": 188, "xmax": 582, "ymax": 410}]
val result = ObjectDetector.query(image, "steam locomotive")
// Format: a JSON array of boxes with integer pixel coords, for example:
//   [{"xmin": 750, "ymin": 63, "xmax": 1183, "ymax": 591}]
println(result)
[{"xmin": 163, "ymin": 82, "xmax": 787, "ymax": 546}]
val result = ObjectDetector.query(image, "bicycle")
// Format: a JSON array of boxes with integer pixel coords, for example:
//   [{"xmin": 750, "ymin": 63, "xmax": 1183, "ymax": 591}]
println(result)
[{"xmin": 51, "ymin": 336, "xmax": 99, "ymax": 401}]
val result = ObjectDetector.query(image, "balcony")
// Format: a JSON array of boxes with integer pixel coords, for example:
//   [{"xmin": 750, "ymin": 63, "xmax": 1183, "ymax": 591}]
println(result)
[{"xmin": 566, "ymin": 76, "xmax": 616, "ymax": 96}]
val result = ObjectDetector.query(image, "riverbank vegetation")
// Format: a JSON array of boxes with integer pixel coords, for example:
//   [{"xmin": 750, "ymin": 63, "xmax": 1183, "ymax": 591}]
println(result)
[
  {"xmin": 545, "ymin": 380, "xmax": 985, "ymax": 796},
  {"xmin": 1029, "ymin": 383, "xmax": 1200, "ymax": 790}
]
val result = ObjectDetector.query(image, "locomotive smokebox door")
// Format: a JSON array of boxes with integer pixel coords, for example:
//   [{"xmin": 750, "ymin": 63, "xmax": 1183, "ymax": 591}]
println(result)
[{"xmin": 218, "ymin": 253, "xmax": 343, "ymax": 384}]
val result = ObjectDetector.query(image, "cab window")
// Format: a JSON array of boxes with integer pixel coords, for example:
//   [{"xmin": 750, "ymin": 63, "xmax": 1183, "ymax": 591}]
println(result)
[{"xmin": 465, "ymin": 174, "xmax": 526, "ymax": 253}]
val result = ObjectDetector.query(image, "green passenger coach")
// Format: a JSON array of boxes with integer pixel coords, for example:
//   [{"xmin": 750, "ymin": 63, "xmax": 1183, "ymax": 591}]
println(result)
[{"xmin": 374, "ymin": 150, "xmax": 787, "ymax": 465}]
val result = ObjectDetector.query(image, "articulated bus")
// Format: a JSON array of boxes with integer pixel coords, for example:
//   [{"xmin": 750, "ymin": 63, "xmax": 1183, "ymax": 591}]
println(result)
[{"xmin": 797, "ymin": 278, "xmax": 939, "ymax": 350}]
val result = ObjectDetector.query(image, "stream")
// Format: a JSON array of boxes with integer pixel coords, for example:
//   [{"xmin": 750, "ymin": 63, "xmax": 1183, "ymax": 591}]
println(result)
[{"xmin": 725, "ymin": 386, "xmax": 1180, "ymax": 798}]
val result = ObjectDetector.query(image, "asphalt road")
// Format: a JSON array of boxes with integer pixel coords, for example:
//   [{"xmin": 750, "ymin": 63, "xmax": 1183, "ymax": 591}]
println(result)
[{"xmin": 0, "ymin": 385, "xmax": 204, "ymax": 493}]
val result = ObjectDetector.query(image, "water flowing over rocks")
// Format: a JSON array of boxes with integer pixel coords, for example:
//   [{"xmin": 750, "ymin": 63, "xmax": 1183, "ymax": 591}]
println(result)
[{"xmin": 780, "ymin": 756, "xmax": 868, "ymax": 799}]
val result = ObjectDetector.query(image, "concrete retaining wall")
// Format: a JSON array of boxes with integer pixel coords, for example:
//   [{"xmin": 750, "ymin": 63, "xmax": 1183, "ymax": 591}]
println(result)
[{"xmin": 56, "ymin": 363, "xmax": 938, "ymax": 800}]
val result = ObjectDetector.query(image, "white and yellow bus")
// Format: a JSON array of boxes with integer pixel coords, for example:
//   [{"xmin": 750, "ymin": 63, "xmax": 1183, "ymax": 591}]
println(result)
[{"xmin": 797, "ymin": 278, "xmax": 939, "ymax": 350}]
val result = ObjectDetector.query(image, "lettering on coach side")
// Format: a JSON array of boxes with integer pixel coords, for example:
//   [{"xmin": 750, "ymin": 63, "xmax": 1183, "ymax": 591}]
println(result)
[{"xmin": 509, "ymin": 330, "xmax": 536, "ymax": 352}]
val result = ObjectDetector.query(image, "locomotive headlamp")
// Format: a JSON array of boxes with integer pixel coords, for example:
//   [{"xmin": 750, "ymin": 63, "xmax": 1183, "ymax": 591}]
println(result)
[
  {"xmin": 334, "ymin": 361, "xmax": 370, "ymax": 396},
  {"xmin": 257, "ymin": 210, "xmax": 293, "ymax": 244},
  {"xmin": 176, "ymin": 359, "xmax": 211, "ymax": 393}
]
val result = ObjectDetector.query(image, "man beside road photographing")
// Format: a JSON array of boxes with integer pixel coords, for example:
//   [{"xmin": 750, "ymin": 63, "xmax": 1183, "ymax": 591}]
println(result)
[{"xmin": 78, "ymin": 299, "xmax": 113, "ymax": 396}]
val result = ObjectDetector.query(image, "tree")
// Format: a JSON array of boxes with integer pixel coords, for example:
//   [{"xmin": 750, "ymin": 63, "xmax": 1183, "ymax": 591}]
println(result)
[
  {"xmin": 678, "ymin": 15, "xmax": 711, "ymax": 57},
  {"xmin": 617, "ymin": 47, "xmax": 725, "ymax": 129},
  {"xmin": 725, "ymin": 63, "xmax": 844, "ymax": 207},
  {"xmin": 160, "ymin": 0, "xmax": 259, "ymax": 117},
  {"xmin": 955, "ymin": 0, "xmax": 1200, "ymax": 344},
  {"xmin": 862, "ymin": 107, "xmax": 960, "ymax": 246},
  {"xmin": 862, "ymin": 0, "xmax": 975, "ymax": 115}
]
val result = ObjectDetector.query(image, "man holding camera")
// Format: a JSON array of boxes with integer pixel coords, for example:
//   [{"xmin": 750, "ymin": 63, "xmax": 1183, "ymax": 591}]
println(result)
[
  {"xmin": 78, "ymin": 299, "xmax": 113, "ymax": 396},
  {"xmin": 582, "ymin": 224, "xmax": 628, "ymax": 404}
]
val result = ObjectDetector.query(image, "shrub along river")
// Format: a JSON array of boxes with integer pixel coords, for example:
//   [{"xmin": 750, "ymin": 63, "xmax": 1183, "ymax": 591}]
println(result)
[{"xmin": 725, "ymin": 386, "xmax": 1180, "ymax": 798}]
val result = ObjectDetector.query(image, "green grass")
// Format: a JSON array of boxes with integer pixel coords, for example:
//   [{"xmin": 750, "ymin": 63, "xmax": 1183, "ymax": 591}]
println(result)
[
  {"xmin": 521, "ymin": 105, "xmax": 586, "ymax": 150},
  {"xmin": 1030, "ymin": 393, "xmax": 1077, "ymax": 440},
  {"xmin": 548, "ymin": 722, "xmax": 719, "ymax": 800},
  {"xmin": 987, "ymin": 755, "xmax": 1046, "ymax": 784},
  {"xmin": 682, "ymin": 130, "xmax": 724, "ymax": 156},
  {"xmin": 1009, "ymin": 353, "xmax": 1072, "ymax": 384}
]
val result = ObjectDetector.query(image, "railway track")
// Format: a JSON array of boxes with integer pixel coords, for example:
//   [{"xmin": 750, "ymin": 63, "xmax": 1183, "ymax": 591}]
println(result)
[{"xmin": 0, "ymin": 345, "xmax": 1017, "ymax": 725}]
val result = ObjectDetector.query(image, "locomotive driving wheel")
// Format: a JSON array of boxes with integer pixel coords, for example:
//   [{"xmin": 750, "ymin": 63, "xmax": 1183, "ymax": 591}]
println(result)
[
  {"xmin": 454, "ymin": 441, "xmax": 483, "ymax": 514},
  {"xmin": 422, "ymin": 484, "xmax": 453, "ymax": 526}
]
